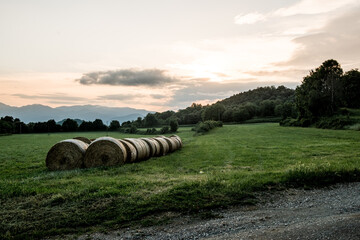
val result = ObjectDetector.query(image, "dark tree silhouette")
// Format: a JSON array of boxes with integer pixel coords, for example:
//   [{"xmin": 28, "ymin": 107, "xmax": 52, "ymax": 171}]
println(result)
[{"xmin": 62, "ymin": 118, "xmax": 78, "ymax": 132}]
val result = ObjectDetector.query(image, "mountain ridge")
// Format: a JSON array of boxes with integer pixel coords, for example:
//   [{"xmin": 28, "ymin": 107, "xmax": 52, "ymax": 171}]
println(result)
[{"xmin": 0, "ymin": 102, "xmax": 153, "ymax": 123}]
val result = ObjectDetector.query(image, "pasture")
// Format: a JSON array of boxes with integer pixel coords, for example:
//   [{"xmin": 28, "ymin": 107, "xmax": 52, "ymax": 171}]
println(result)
[{"xmin": 1, "ymin": 124, "xmax": 359, "ymax": 239}]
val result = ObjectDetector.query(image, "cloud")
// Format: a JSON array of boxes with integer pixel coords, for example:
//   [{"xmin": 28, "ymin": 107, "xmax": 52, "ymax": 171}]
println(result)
[
  {"xmin": 151, "ymin": 94, "xmax": 167, "ymax": 99},
  {"xmin": 12, "ymin": 93, "xmax": 87, "ymax": 101},
  {"xmin": 278, "ymin": 7, "xmax": 360, "ymax": 68},
  {"xmin": 234, "ymin": 12, "xmax": 266, "ymax": 25},
  {"xmin": 97, "ymin": 94, "xmax": 138, "ymax": 101},
  {"xmin": 77, "ymin": 69, "xmax": 176, "ymax": 86},
  {"xmin": 245, "ymin": 69, "xmax": 309, "ymax": 78},
  {"xmin": 275, "ymin": 0, "xmax": 358, "ymax": 16},
  {"xmin": 97, "ymin": 93, "xmax": 170, "ymax": 105}
]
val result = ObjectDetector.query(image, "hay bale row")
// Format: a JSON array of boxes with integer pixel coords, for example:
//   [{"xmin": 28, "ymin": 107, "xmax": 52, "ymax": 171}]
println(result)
[{"xmin": 46, "ymin": 135, "xmax": 183, "ymax": 171}]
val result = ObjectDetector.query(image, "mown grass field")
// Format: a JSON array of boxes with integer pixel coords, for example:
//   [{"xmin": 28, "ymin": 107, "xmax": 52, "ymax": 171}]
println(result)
[{"xmin": 1, "ymin": 123, "xmax": 360, "ymax": 239}]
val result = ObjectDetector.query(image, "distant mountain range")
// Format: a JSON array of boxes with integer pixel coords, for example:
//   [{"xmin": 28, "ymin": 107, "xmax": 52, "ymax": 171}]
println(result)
[{"xmin": 0, "ymin": 102, "xmax": 153, "ymax": 124}]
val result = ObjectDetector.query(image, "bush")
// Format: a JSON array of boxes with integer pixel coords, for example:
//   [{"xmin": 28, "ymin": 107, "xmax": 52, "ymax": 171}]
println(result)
[
  {"xmin": 299, "ymin": 118, "xmax": 311, "ymax": 127},
  {"xmin": 347, "ymin": 123, "xmax": 360, "ymax": 131},
  {"xmin": 280, "ymin": 117, "xmax": 299, "ymax": 127},
  {"xmin": 146, "ymin": 128, "xmax": 157, "ymax": 134},
  {"xmin": 160, "ymin": 126, "xmax": 170, "ymax": 134},
  {"xmin": 192, "ymin": 120, "xmax": 223, "ymax": 133},
  {"xmin": 280, "ymin": 117, "xmax": 311, "ymax": 127},
  {"xmin": 315, "ymin": 117, "xmax": 355, "ymax": 129},
  {"xmin": 169, "ymin": 119, "xmax": 179, "ymax": 132}
]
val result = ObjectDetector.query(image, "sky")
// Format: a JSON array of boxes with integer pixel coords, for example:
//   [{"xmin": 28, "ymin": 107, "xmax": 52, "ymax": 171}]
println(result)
[{"xmin": 1, "ymin": 0, "xmax": 360, "ymax": 111}]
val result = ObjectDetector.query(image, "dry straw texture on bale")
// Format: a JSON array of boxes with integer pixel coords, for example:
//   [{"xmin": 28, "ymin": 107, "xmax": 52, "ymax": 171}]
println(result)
[
  {"xmin": 119, "ymin": 139, "xmax": 137, "ymax": 163},
  {"xmin": 138, "ymin": 139, "xmax": 151, "ymax": 160},
  {"xmin": 73, "ymin": 136, "xmax": 92, "ymax": 144},
  {"xmin": 170, "ymin": 135, "xmax": 183, "ymax": 148},
  {"xmin": 149, "ymin": 138, "xmax": 161, "ymax": 156},
  {"xmin": 46, "ymin": 139, "xmax": 88, "ymax": 171},
  {"xmin": 84, "ymin": 137, "xmax": 127, "ymax": 168},
  {"xmin": 162, "ymin": 137, "xmax": 177, "ymax": 152},
  {"xmin": 152, "ymin": 137, "xmax": 170, "ymax": 156},
  {"xmin": 123, "ymin": 138, "xmax": 146, "ymax": 161},
  {"xmin": 169, "ymin": 137, "xmax": 181, "ymax": 150},
  {"xmin": 140, "ymin": 138, "xmax": 156, "ymax": 157}
]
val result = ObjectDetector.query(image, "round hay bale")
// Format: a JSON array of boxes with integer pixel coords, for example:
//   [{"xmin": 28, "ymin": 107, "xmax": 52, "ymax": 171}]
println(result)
[
  {"xmin": 169, "ymin": 137, "xmax": 181, "ymax": 150},
  {"xmin": 119, "ymin": 139, "xmax": 137, "ymax": 163},
  {"xmin": 46, "ymin": 139, "xmax": 88, "ymax": 171},
  {"xmin": 149, "ymin": 138, "xmax": 161, "ymax": 156},
  {"xmin": 84, "ymin": 137, "xmax": 127, "ymax": 168},
  {"xmin": 152, "ymin": 137, "xmax": 169, "ymax": 156},
  {"xmin": 170, "ymin": 135, "xmax": 183, "ymax": 148},
  {"xmin": 136, "ymin": 138, "xmax": 151, "ymax": 160},
  {"xmin": 90, "ymin": 138, "xmax": 96, "ymax": 142},
  {"xmin": 162, "ymin": 137, "xmax": 177, "ymax": 152},
  {"xmin": 73, "ymin": 136, "xmax": 91, "ymax": 144},
  {"xmin": 140, "ymin": 138, "xmax": 156, "ymax": 157},
  {"xmin": 144, "ymin": 138, "xmax": 160, "ymax": 157},
  {"xmin": 123, "ymin": 138, "xmax": 146, "ymax": 161}
]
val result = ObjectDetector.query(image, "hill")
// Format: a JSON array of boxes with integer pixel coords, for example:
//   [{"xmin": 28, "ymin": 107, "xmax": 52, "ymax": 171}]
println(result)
[
  {"xmin": 0, "ymin": 103, "xmax": 152, "ymax": 123},
  {"xmin": 171, "ymin": 85, "xmax": 296, "ymax": 125},
  {"xmin": 219, "ymin": 85, "xmax": 295, "ymax": 106}
]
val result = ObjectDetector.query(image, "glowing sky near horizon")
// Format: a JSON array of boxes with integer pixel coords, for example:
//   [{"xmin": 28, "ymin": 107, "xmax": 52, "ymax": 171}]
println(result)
[{"xmin": 1, "ymin": 0, "xmax": 360, "ymax": 111}]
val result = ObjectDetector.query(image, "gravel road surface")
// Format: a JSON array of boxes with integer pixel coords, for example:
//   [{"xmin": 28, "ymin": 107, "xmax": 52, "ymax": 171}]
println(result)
[{"xmin": 75, "ymin": 182, "xmax": 360, "ymax": 240}]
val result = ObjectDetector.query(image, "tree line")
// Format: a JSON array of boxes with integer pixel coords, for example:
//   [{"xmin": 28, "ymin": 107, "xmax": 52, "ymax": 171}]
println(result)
[
  {"xmin": 0, "ymin": 116, "xmax": 179, "ymax": 135},
  {"xmin": 1, "ymin": 85, "xmax": 297, "ymax": 134},
  {"xmin": 0, "ymin": 117, "xmax": 108, "ymax": 134},
  {"xmin": 282, "ymin": 59, "xmax": 360, "ymax": 127}
]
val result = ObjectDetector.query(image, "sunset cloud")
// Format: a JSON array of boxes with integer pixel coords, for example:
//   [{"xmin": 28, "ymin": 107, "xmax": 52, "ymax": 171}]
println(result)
[
  {"xmin": 277, "ymin": 7, "xmax": 360, "ymax": 69},
  {"xmin": 77, "ymin": 69, "xmax": 176, "ymax": 87},
  {"xmin": 274, "ymin": 0, "xmax": 358, "ymax": 16},
  {"xmin": 12, "ymin": 93, "xmax": 87, "ymax": 102},
  {"xmin": 97, "ymin": 94, "xmax": 139, "ymax": 101},
  {"xmin": 234, "ymin": 12, "xmax": 266, "ymax": 25}
]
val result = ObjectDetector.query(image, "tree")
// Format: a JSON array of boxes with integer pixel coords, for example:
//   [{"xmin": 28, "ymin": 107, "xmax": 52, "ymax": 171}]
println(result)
[
  {"xmin": 47, "ymin": 119, "xmax": 61, "ymax": 132},
  {"xmin": 0, "ymin": 120, "xmax": 13, "ymax": 134},
  {"xmin": 144, "ymin": 113, "xmax": 159, "ymax": 127},
  {"xmin": 233, "ymin": 107, "xmax": 250, "ymax": 122},
  {"xmin": 121, "ymin": 121, "xmax": 131, "ymax": 128},
  {"xmin": 93, "ymin": 119, "xmax": 107, "ymax": 131},
  {"xmin": 33, "ymin": 122, "xmax": 48, "ymax": 133},
  {"xmin": 169, "ymin": 118, "xmax": 179, "ymax": 132},
  {"xmin": 341, "ymin": 69, "xmax": 360, "ymax": 108},
  {"xmin": 222, "ymin": 108, "xmax": 234, "ymax": 122},
  {"xmin": 296, "ymin": 59, "xmax": 343, "ymax": 120},
  {"xmin": 259, "ymin": 100, "xmax": 276, "ymax": 117},
  {"xmin": 202, "ymin": 104, "xmax": 225, "ymax": 121},
  {"xmin": 62, "ymin": 118, "xmax": 78, "ymax": 132},
  {"xmin": 79, "ymin": 121, "xmax": 94, "ymax": 131},
  {"xmin": 109, "ymin": 120, "xmax": 120, "ymax": 131},
  {"xmin": 134, "ymin": 117, "xmax": 143, "ymax": 127}
]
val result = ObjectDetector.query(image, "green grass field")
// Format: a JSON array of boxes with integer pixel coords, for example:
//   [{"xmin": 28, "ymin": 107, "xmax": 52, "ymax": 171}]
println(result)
[{"xmin": 1, "ymin": 124, "xmax": 360, "ymax": 239}]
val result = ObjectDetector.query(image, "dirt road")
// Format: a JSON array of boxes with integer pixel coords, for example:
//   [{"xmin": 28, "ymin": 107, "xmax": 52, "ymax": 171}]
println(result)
[{"xmin": 77, "ymin": 182, "xmax": 360, "ymax": 240}]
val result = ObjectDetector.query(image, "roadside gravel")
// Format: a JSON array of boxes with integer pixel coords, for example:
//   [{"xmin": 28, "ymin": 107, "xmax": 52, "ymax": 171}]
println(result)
[{"xmin": 76, "ymin": 182, "xmax": 360, "ymax": 240}]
